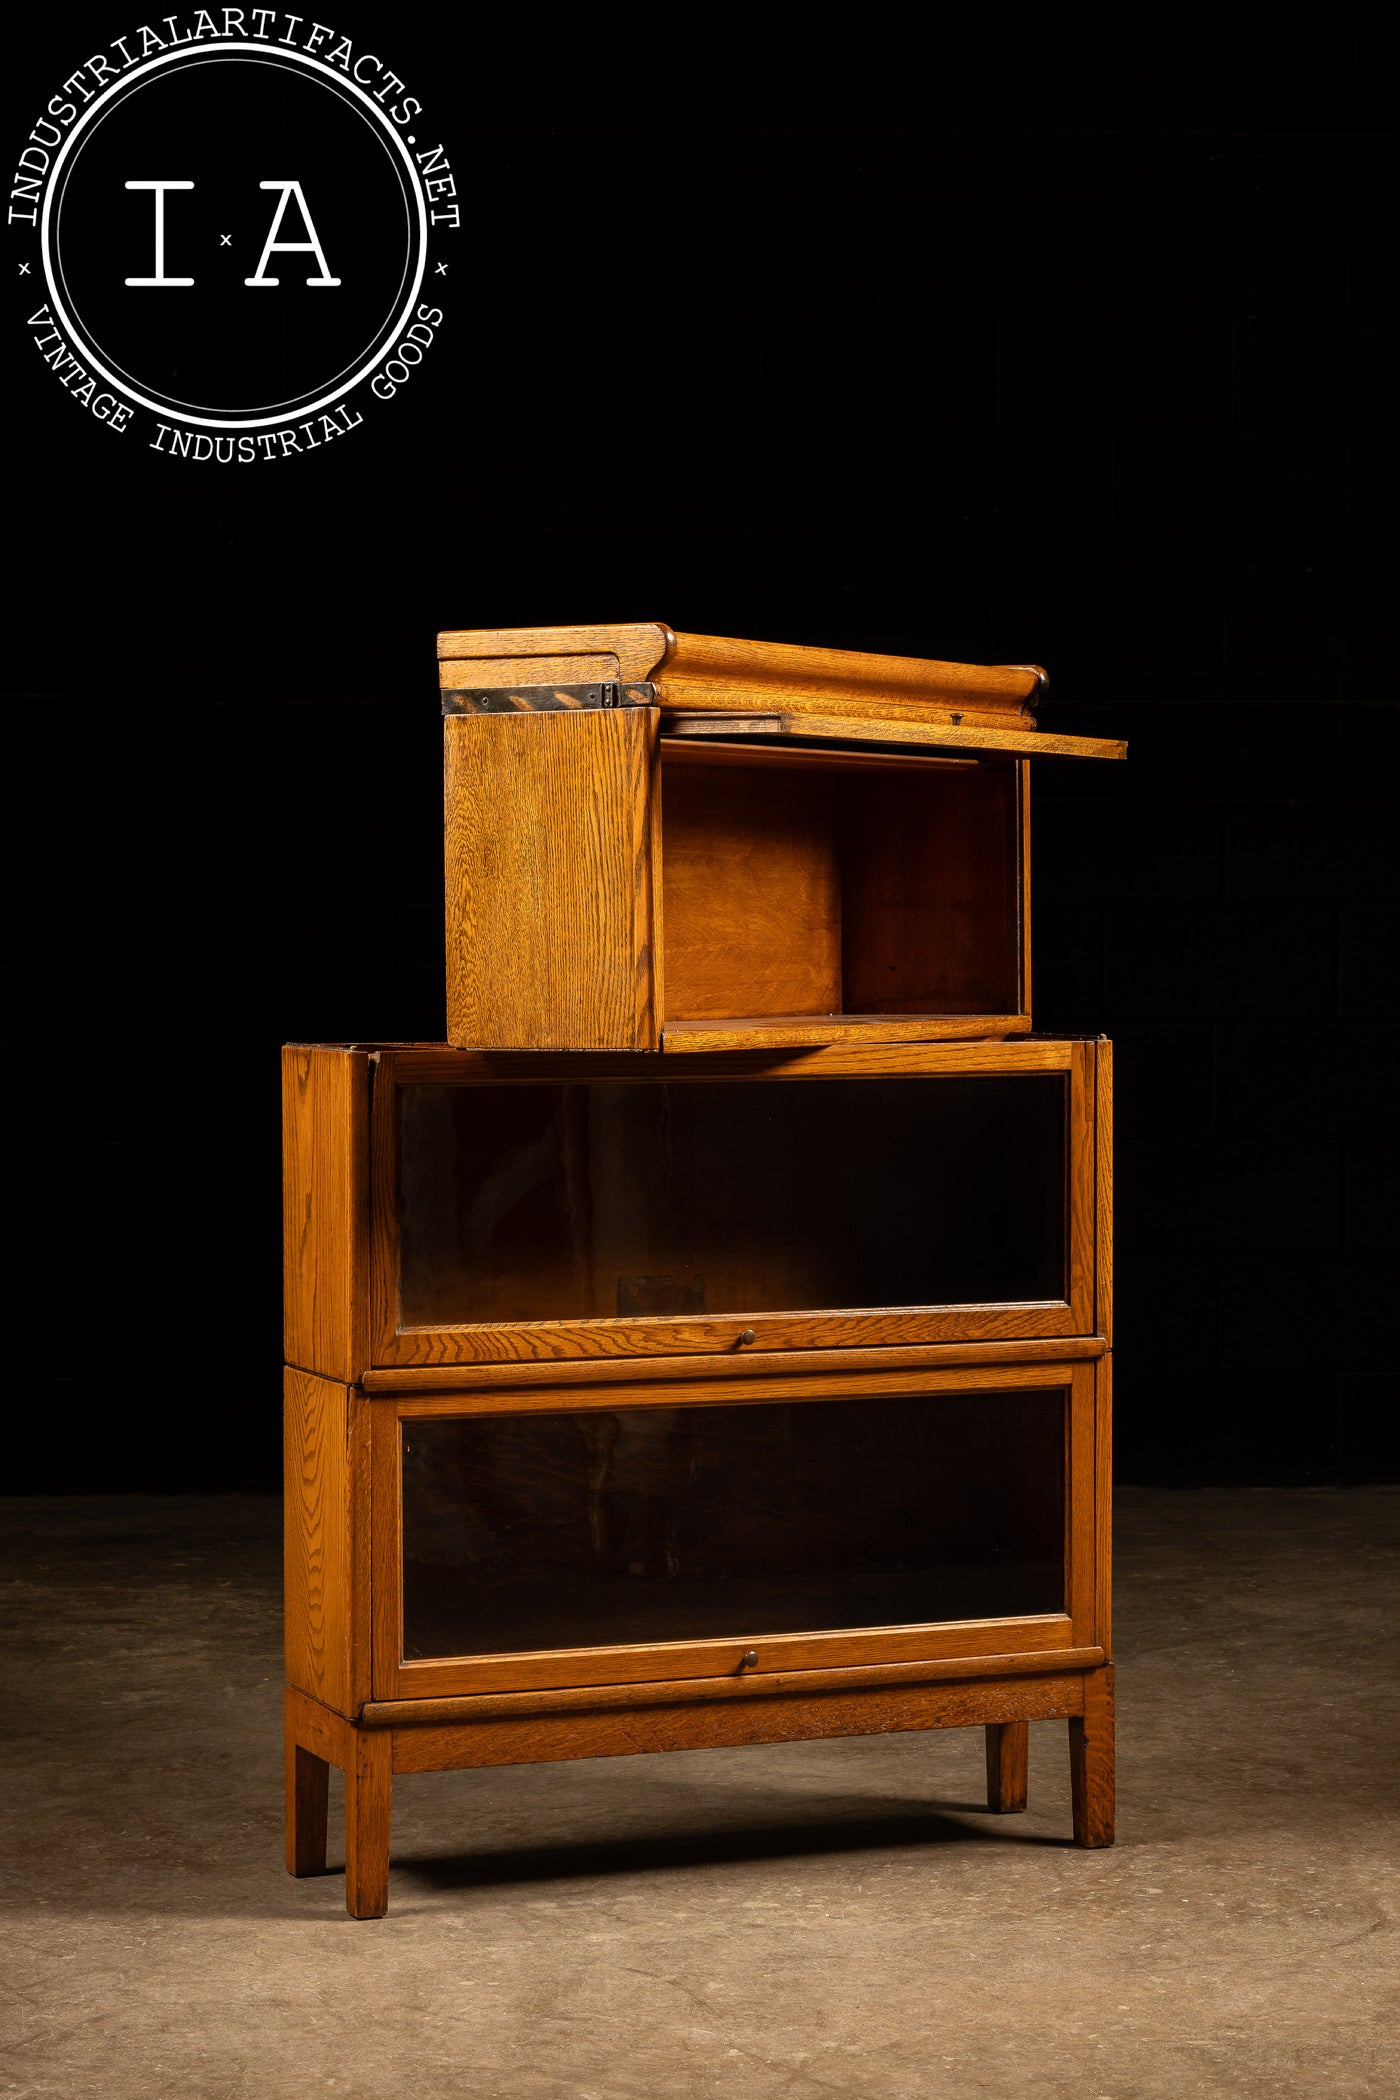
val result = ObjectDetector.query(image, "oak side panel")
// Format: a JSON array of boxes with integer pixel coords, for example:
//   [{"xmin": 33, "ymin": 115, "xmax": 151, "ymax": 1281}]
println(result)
[
  {"xmin": 444, "ymin": 709, "xmax": 660, "ymax": 1050},
  {"xmin": 282, "ymin": 1045, "xmax": 371, "ymax": 1383},
  {"xmin": 392, "ymin": 1671, "xmax": 1087, "ymax": 1773},
  {"xmin": 284, "ymin": 1369, "xmax": 365, "ymax": 1717}
]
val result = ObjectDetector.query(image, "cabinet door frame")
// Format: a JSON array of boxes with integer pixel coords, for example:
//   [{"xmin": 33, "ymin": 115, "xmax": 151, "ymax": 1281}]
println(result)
[
  {"xmin": 368, "ymin": 1357, "xmax": 1102, "ymax": 1702},
  {"xmin": 367, "ymin": 1039, "xmax": 1099, "ymax": 1370}
]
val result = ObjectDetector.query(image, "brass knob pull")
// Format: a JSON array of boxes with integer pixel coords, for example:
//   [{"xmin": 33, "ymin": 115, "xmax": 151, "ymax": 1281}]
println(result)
[{"xmin": 738, "ymin": 1328, "xmax": 756, "ymax": 1346}]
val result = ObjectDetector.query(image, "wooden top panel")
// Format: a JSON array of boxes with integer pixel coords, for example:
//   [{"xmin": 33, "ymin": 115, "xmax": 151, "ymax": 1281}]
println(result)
[
  {"xmin": 437, "ymin": 622, "xmax": 674, "ymax": 681},
  {"xmin": 436, "ymin": 623, "xmax": 1048, "ymax": 721}
]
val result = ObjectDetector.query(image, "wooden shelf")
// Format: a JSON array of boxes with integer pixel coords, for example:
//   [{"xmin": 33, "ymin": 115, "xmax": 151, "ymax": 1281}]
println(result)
[{"xmin": 660, "ymin": 1013, "xmax": 1032, "ymax": 1052}]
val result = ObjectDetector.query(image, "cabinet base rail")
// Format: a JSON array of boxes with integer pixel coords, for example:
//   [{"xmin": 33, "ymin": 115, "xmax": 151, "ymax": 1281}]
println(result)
[{"xmin": 285, "ymin": 1663, "xmax": 1116, "ymax": 1919}]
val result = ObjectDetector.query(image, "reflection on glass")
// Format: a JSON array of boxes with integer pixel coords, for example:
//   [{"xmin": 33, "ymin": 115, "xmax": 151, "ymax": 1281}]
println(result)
[
  {"xmin": 399, "ymin": 1076, "xmax": 1066, "ymax": 1326},
  {"xmin": 401, "ymin": 1389, "xmax": 1065, "ymax": 1659}
]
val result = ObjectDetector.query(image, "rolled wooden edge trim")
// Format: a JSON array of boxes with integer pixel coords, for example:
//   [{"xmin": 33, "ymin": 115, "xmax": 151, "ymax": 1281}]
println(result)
[
  {"xmin": 359, "ymin": 1334, "xmax": 1110, "ymax": 1395},
  {"xmin": 360, "ymin": 1646, "xmax": 1106, "ymax": 1727}
]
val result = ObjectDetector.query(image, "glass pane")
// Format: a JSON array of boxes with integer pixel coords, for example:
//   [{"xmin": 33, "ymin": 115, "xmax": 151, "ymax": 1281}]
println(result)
[
  {"xmin": 401, "ymin": 1389, "xmax": 1065, "ymax": 1659},
  {"xmin": 399, "ymin": 1075, "xmax": 1066, "ymax": 1326}
]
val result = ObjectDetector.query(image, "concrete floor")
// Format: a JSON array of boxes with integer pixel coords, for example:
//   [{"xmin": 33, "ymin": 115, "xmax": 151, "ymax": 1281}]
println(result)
[{"xmin": 2, "ymin": 1491, "xmax": 1397, "ymax": 2100}]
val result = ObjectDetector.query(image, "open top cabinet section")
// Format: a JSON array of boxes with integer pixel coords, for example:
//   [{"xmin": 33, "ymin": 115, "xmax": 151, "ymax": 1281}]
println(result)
[
  {"xmin": 444, "ymin": 712, "xmax": 1035, "ymax": 1053},
  {"xmin": 439, "ymin": 627, "xmax": 1124, "ymax": 1054}
]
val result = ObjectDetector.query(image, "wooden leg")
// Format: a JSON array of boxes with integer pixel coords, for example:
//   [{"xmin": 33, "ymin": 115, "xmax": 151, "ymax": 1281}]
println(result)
[
  {"xmin": 284, "ymin": 1699, "xmax": 329, "ymax": 1877},
  {"xmin": 344, "ymin": 1725, "xmax": 393, "ymax": 1919},
  {"xmin": 984, "ymin": 1721, "xmax": 1029, "ymax": 1812},
  {"xmin": 1069, "ymin": 1664, "xmax": 1115, "ymax": 1848}
]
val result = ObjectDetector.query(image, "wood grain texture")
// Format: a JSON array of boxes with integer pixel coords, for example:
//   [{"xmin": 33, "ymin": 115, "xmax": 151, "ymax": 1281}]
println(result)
[
  {"xmin": 444, "ymin": 709, "xmax": 660, "ymax": 1051},
  {"xmin": 284, "ymin": 1727, "xmax": 329, "ymax": 1875},
  {"xmin": 660, "ymin": 739, "xmax": 984, "ymax": 775},
  {"xmin": 654, "ymin": 631, "xmax": 1043, "ymax": 713},
  {"xmin": 381, "ymin": 1303, "xmax": 1082, "ymax": 1370},
  {"xmin": 660, "ymin": 760, "xmax": 843, "ymax": 1019},
  {"xmin": 740, "ymin": 714, "xmax": 1124, "ymax": 760},
  {"xmin": 386, "ymin": 1356, "xmax": 1072, "ymax": 1420},
  {"xmin": 660, "ymin": 1016, "xmax": 1033, "ymax": 1050},
  {"xmin": 390, "ymin": 1671, "xmax": 1086, "ymax": 1774},
  {"xmin": 985, "ymin": 1721, "xmax": 1029, "ymax": 1812},
  {"xmin": 364, "ymin": 1647, "xmax": 1104, "ymax": 1727},
  {"xmin": 840, "ymin": 763, "xmax": 1021, "ymax": 1017},
  {"xmin": 1070, "ymin": 1663, "xmax": 1116, "ymax": 1847},
  {"xmin": 282, "ymin": 1045, "xmax": 370, "ymax": 1382},
  {"xmin": 437, "ymin": 621, "xmax": 673, "ymax": 680},
  {"xmin": 434, "ymin": 623, "xmax": 1042, "ymax": 714},
  {"xmin": 389, "ymin": 1622, "xmax": 1084, "ymax": 1708},
  {"xmin": 361, "ymin": 1334, "xmax": 1108, "ymax": 1395},
  {"xmin": 439, "ymin": 652, "xmax": 622, "ymax": 689},
  {"xmin": 284, "ymin": 1683, "xmax": 355, "ymax": 1766},
  {"xmin": 283, "ymin": 1369, "xmax": 362, "ymax": 1715},
  {"xmin": 345, "ymin": 1725, "xmax": 393, "ymax": 1919},
  {"xmin": 381, "ymin": 1038, "xmax": 1076, "ymax": 1086}
]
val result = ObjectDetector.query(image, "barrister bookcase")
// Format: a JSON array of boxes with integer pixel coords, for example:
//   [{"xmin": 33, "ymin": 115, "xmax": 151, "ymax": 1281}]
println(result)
[{"xmin": 284, "ymin": 626, "xmax": 1123, "ymax": 1917}]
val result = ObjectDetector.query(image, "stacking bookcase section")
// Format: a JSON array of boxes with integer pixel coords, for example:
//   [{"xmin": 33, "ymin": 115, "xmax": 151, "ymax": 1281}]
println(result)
[
  {"xmin": 283, "ymin": 1340, "xmax": 1115, "ymax": 1919},
  {"xmin": 374, "ymin": 1354, "xmax": 1110, "ymax": 1702},
  {"xmin": 282, "ymin": 619, "xmax": 1121, "ymax": 1919},
  {"xmin": 282, "ymin": 1037, "xmax": 1110, "ymax": 1379},
  {"xmin": 438, "ymin": 624, "xmax": 1125, "ymax": 1052}
]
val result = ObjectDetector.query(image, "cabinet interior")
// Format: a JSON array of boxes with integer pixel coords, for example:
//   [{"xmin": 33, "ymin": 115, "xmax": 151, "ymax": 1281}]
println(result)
[{"xmin": 659, "ymin": 743, "xmax": 1022, "ymax": 1028}]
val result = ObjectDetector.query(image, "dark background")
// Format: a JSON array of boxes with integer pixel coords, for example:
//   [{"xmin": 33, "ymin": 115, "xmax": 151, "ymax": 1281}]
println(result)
[{"xmin": 4, "ymin": 8, "xmax": 1397, "ymax": 1489}]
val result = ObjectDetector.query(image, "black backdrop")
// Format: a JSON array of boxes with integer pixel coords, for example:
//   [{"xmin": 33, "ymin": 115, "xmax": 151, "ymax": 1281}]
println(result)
[{"xmin": 4, "ymin": 8, "xmax": 1397, "ymax": 1489}]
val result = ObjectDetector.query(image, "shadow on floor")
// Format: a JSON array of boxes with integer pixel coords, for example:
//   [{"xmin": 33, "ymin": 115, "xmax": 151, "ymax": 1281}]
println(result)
[{"xmin": 388, "ymin": 1801, "xmax": 1070, "ymax": 1892}]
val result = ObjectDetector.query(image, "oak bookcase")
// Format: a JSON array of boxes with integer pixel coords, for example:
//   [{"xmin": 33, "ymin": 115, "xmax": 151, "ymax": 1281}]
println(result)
[{"xmin": 284, "ymin": 625, "xmax": 1123, "ymax": 1916}]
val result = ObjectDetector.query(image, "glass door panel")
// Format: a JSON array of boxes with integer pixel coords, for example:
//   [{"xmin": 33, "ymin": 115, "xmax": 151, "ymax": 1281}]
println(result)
[
  {"xmin": 401, "ymin": 1388, "xmax": 1065, "ymax": 1660},
  {"xmin": 398, "ymin": 1075, "xmax": 1066, "ymax": 1327}
]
